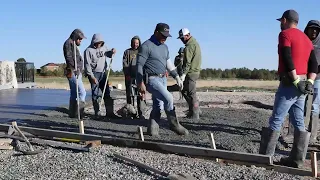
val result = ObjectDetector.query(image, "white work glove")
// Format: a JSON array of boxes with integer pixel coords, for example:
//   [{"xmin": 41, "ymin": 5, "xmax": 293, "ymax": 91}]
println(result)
[
  {"xmin": 175, "ymin": 76, "xmax": 184, "ymax": 91},
  {"xmin": 180, "ymin": 74, "xmax": 186, "ymax": 82}
]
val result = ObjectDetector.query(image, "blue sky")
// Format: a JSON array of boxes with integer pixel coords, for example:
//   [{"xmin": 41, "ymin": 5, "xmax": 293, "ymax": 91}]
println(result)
[{"xmin": 0, "ymin": 0, "xmax": 318, "ymax": 71}]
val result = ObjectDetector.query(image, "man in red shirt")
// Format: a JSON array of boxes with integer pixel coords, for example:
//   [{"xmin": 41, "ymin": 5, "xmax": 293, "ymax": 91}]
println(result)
[{"xmin": 259, "ymin": 9, "xmax": 318, "ymax": 168}]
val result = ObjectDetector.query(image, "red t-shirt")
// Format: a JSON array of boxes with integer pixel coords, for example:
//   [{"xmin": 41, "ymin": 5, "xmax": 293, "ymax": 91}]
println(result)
[{"xmin": 278, "ymin": 28, "xmax": 314, "ymax": 74}]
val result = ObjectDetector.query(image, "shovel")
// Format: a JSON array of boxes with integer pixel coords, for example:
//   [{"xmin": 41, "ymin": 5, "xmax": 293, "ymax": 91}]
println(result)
[{"xmin": 113, "ymin": 153, "xmax": 196, "ymax": 180}]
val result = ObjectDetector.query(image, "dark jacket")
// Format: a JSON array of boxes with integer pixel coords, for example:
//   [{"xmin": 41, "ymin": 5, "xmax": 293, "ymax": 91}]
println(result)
[
  {"xmin": 304, "ymin": 20, "xmax": 320, "ymax": 77},
  {"xmin": 122, "ymin": 36, "xmax": 141, "ymax": 79},
  {"xmin": 63, "ymin": 29, "xmax": 85, "ymax": 71}
]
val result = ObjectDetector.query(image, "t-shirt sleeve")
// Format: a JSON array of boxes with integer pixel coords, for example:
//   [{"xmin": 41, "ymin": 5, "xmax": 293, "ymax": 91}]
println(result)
[{"xmin": 278, "ymin": 32, "xmax": 291, "ymax": 47}]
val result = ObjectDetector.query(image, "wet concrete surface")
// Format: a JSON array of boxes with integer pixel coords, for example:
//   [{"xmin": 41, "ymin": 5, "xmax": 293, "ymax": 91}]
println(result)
[{"xmin": 0, "ymin": 88, "xmax": 91, "ymax": 123}]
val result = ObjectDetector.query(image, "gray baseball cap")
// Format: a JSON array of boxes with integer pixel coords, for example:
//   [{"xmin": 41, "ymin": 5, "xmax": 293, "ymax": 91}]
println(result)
[{"xmin": 277, "ymin": 9, "xmax": 299, "ymax": 23}]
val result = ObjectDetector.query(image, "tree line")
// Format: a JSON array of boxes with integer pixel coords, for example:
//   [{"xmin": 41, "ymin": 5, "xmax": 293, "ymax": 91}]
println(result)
[{"xmin": 37, "ymin": 64, "xmax": 278, "ymax": 80}]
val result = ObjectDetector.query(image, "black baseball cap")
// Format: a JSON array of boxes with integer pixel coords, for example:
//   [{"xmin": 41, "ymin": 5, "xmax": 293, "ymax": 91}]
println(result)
[
  {"xmin": 155, "ymin": 23, "xmax": 172, "ymax": 37},
  {"xmin": 277, "ymin": 9, "xmax": 299, "ymax": 23}
]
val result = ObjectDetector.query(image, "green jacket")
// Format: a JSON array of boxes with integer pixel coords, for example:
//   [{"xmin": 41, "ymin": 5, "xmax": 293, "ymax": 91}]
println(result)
[{"xmin": 182, "ymin": 36, "xmax": 201, "ymax": 75}]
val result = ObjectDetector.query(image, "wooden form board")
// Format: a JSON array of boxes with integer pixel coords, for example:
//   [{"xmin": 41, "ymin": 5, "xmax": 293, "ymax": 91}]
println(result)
[{"xmin": 0, "ymin": 123, "xmax": 272, "ymax": 165}]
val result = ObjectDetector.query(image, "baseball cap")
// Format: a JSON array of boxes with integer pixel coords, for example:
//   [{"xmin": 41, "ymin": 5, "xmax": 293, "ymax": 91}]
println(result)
[
  {"xmin": 155, "ymin": 23, "xmax": 172, "ymax": 37},
  {"xmin": 276, "ymin": 9, "xmax": 299, "ymax": 23},
  {"xmin": 177, "ymin": 28, "xmax": 190, "ymax": 39}
]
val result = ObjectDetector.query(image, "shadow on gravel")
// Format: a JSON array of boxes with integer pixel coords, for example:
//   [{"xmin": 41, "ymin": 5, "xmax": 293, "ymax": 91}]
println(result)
[
  {"xmin": 0, "ymin": 104, "xmax": 58, "ymax": 111},
  {"xmin": 0, "ymin": 110, "xmax": 38, "ymax": 116},
  {"xmin": 242, "ymin": 101, "xmax": 273, "ymax": 110},
  {"xmin": 181, "ymin": 122, "xmax": 260, "ymax": 136}
]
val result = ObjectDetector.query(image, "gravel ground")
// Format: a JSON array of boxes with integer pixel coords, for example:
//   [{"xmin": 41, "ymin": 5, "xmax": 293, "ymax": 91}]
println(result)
[{"xmin": 0, "ymin": 90, "xmax": 317, "ymax": 179}]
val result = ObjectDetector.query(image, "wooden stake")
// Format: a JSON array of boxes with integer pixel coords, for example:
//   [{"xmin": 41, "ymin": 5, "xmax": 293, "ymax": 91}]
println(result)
[
  {"xmin": 138, "ymin": 127, "xmax": 144, "ymax": 141},
  {"xmin": 79, "ymin": 121, "xmax": 84, "ymax": 134},
  {"xmin": 311, "ymin": 151, "xmax": 318, "ymax": 177},
  {"xmin": 209, "ymin": 133, "xmax": 219, "ymax": 162}
]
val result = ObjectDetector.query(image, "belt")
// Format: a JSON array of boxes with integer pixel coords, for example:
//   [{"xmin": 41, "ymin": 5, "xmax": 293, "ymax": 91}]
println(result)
[{"xmin": 147, "ymin": 73, "xmax": 166, "ymax": 77}]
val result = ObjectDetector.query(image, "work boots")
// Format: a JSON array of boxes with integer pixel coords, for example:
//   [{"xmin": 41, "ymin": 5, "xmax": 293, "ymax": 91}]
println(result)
[
  {"xmin": 259, "ymin": 127, "xmax": 280, "ymax": 155},
  {"xmin": 105, "ymin": 97, "xmax": 122, "ymax": 119},
  {"xmin": 166, "ymin": 107, "xmax": 189, "ymax": 136},
  {"xmin": 68, "ymin": 99, "xmax": 85, "ymax": 119},
  {"xmin": 68, "ymin": 99, "xmax": 77, "ymax": 118},
  {"xmin": 280, "ymin": 130, "xmax": 311, "ymax": 168},
  {"xmin": 147, "ymin": 111, "xmax": 161, "ymax": 136},
  {"xmin": 93, "ymin": 98, "xmax": 103, "ymax": 118},
  {"xmin": 309, "ymin": 115, "xmax": 319, "ymax": 144}
]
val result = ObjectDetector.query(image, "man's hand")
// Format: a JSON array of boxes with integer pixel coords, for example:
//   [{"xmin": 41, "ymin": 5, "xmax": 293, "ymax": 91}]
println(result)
[
  {"xmin": 305, "ymin": 79, "xmax": 314, "ymax": 94},
  {"xmin": 74, "ymin": 69, "xmax": 80, "ymax": 76},
  {"xmin": 175, "ymin": 76, "xmax": 184, "ymax": 91},
  {"xmin": 138, "ymin": 82, "xmax": 146, "ymax": 100},
  {"xmin": 293, "ymin": 78, "xmax": 307, "ymax": 94},
  {"xmin": 180, "ymin": 74, "xmax": 186, "ymax": 82},
  {"xmin": 90, "ymin": 76, "xmax": 98, "ymax": 84},
  {"xmin": 111, "ymin": 48, "xmax": 116, "ymax": 54}
]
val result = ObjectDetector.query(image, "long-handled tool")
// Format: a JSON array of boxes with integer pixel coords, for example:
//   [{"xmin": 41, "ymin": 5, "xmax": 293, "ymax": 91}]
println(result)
[
  {"xmin": 74, "ymin": 41, "xmax": 85, "ymax": 134},
  {"xmin": 99, "ymin": 55, "xmax": 114, "ymax": 109},
  {"xmin": 12, "ymin": 122, "xmax": 44, "ymax": 155},
  {"xmin": 113, "ymin": 153, "xmax": 196, "ymax": 180}
]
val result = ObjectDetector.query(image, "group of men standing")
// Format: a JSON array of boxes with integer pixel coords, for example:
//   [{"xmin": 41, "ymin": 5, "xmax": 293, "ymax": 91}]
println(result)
[
  {"xmin": 259, "ymin": 9, "xmax": 320, "ymax": 168},
  {"xmin": 62, "ymin": 23, "xmax": 202, "ymax": 136}
]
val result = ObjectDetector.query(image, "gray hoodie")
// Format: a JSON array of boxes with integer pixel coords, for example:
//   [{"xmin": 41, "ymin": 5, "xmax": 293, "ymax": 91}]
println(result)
[
  {"xmin": 304, "ymin": 20, "xmax": 320, "ymax": 73},
  {"xmin": 84, "ymin": 33, "xmax": 113, "ymax": 78}
]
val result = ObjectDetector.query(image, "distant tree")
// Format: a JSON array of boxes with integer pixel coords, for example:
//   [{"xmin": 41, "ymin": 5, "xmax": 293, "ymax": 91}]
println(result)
[{"xmin": 17, "ymin": 58, "xmax": 26, "ymax": 62}]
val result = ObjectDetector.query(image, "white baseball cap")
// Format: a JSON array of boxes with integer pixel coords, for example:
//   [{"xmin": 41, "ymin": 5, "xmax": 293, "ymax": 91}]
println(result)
[{"xmin": 177, "ymin": 28, "xmax": 190, "ymax": 39}]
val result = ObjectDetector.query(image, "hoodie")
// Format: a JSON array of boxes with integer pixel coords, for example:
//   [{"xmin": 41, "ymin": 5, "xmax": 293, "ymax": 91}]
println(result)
[
  {"xmin": 122, "ymin": 36, "xmax": 141, "ymax": 79},
  {"xmin": 304, "ymin": 20, "xmax": 320, "ymax": 74},
  {"xmin": 63, "ymin": 29, "xmax": 85, "ymax": 71},
  {"xmin": 84, "ymin": 33, "xmax": 113, "ymax": 78}
]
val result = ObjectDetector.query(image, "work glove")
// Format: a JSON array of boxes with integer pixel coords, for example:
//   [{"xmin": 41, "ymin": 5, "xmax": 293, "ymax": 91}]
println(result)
[
  {"xmin": 180, "ymin": 74, "xmax": 186, "ymax": 82},
  {"xmin": 293, "ymin": 78, "xmax": 307, "ymax": 94},
  {"xmin": 305, "ymin": 79, "xmax": 314, "ymax": 94},
  {"xmin": 175, "ymin": 76, "xmax": 184, "ymax": 91}
]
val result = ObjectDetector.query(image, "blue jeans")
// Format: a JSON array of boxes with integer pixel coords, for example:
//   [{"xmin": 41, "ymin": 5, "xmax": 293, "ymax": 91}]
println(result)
[
  {"xmin": 269, "ymin": 82, "xmax": 307, "ymax": 131},
  {"xmin": 67, "ymin": 72, "xmax": 86, "ymax": 102},
  {"xmin": 89, "ymin": 72, "xmax": 110, "ymax": 112},
  {"xmin": 311, "ymin": 79, "xmax": 320, "ymax": 116},
  {"xmin": 146, "ymin": 76, "xmax": 173, "ymax": 118}
]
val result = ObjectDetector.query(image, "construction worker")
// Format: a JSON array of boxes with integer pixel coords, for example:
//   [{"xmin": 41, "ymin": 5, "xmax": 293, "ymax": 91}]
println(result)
[
  {"xmin": 304, "ymin": 20, "xmax": 320, "ymax": 143},
  {"xmin": 84, "ymin": 33, "xmax": 121, "ymax": 119},
  {"xmin": 122, "ymin": 36, "xmax": 147, "ymax": 119},
  {"xmin": 177, "ymin": 28, "xmax": 202, "ymax": 120},
  {"xmin": 136, "ymin": 23, "xmax": 188, "ymax": 136},
  {"xmin": 259, "ymin": 10, "xmax": 318, "ymax": 168},
  {"xmin": 63, "ymin": 29, "xmax": 87, "ymax": 119},
  {"xmin": 174, "ymin": 47, "xmax": 184, "ymax": 77}
]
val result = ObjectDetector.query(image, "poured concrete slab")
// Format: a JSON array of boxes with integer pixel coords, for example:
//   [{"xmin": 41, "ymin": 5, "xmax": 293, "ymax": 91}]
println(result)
[{"xmin": 0, "ymin": 88, "xmax": 91, "ymax": 123}]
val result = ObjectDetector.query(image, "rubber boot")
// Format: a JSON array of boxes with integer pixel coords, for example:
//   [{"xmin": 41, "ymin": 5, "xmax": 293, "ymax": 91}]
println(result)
[
  {"xmin": 74, "ymin": 100, "xmax": 85, "ymax": 119},
  {"xmin": 309, "ymin": 115, "xmax": 319, "ymax": 143},
  {"xmin": 105, "ymin": 97, "xmax": 122, "ymax": 119},
  {"xmin": 68, "ymin": 99, "xmax": 77, "ymax": 118},
  {"xmin": 192, "ymin": 101, "xmax": 200, "ymax": 121},
  {"xmin": 147, "ymin": 111, "xmax": 161, "ymax": 136},
  {"xmin": 259, "ymin": 127, "xmax": 280, "ymax": 155},
  {"xmin": 166, "ymin": 107, "xmax": 189, "ymax": 135},
  {"xmin": 280, "ymin": 130, "xmax": 311, "ymax": 168},
  {"xmin": 93, "ymin": 98, "xmax": 103, "ymax": 118}
]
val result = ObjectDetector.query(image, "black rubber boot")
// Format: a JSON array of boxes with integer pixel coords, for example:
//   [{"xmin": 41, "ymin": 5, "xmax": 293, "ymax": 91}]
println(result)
[
  {"xmin": 147, "ymin": 111, "xmax": 161, "ymax": 136},
  {"xmin": 68, "ymin": 99, "xmax": 77, "ymax": 118},
  {"xmin": 309, "ymin": 115, "xmax": 319, "ymax": 143},
  {"xmin": 105, "ymin": 97, "xmax": 122, "ymax": 119},
  {"xmin": 280, "ymin": 130, "xmax": 311, "ymax": 168},
  {"xmin": 259, "ymin": 127, "xmax": 280, "ymax": 155},
  {"xmin": 93, "ymin": 98, "xmax": 102, "ymax": 118},
  {"xmin": 166, "ymin": 108, "xmax": 189, "ymax": 136},
  {"xmin": 74, "ymin": 100, "xmax": 85, "ymax": 119}
]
